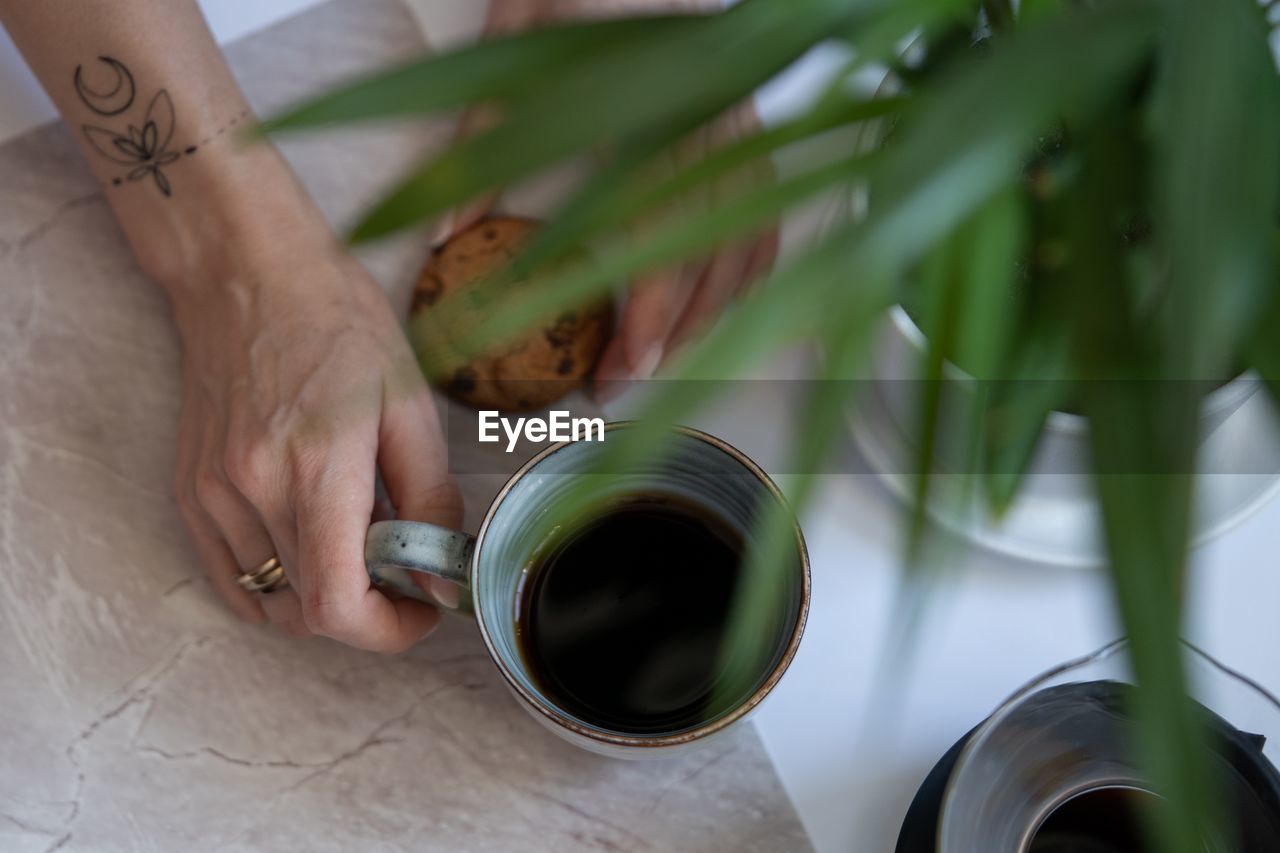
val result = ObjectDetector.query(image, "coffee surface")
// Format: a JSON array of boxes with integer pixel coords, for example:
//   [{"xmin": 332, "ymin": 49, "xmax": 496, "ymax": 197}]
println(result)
[{"xmin": 516, "ymin": 498, "xmax": 744, "ymax": 735}]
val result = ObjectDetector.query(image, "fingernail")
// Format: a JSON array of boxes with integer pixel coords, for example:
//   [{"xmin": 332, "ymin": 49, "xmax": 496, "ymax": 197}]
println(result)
[
  {"xmin": 430, "ymin": 576, "xmax": 461, "ymax": 609},
  {"xmin": 631, "ymin": 342, "xmax": 664, "ymax": 382}
]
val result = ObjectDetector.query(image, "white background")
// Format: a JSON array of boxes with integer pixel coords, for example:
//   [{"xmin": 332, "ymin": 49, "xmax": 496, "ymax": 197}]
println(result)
[{"xmin": 2, "ymin": 3, "xmax": 1277, "ymax": 852}]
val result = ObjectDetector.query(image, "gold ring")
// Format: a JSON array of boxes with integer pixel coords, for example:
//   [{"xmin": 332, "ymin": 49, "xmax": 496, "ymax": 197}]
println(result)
[{"xmin": 236, "ymin": 555, "xmax": 289, "ymax": 593}]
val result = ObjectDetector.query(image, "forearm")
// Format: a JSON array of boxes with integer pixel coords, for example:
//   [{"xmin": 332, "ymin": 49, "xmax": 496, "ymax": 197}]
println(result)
[{"xmin": 0, "ymin": 0, "xmax": 326, "ymax": 305}]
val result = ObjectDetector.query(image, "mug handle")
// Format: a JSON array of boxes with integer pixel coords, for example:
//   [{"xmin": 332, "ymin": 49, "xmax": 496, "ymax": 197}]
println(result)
[{"xmin": 364, "ymin": 520, "xmax": 475, "ymax": 614}]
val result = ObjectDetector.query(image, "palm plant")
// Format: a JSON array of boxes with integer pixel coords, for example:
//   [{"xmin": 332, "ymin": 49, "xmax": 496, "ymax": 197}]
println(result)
[{"xmin": 259, "ymin": 0, "xmax": 1280, "ymax": 849}]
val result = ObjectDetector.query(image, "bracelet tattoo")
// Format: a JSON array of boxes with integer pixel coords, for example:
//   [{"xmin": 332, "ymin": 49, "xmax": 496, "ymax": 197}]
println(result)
[{"xmin": 73, "ymin": 56, "xmax": 248, "ymax": 197}]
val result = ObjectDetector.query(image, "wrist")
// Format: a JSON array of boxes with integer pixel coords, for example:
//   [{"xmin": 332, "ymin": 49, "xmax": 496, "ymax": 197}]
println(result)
[{"xmin": 112, "ymin": 136, "xmax": 333, "ymax": 301}]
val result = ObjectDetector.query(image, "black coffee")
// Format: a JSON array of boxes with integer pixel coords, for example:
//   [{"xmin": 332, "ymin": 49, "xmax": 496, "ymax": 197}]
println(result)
[{"xmin": 516, "ymin": 497, "xmax": 745, "ymax": 735}]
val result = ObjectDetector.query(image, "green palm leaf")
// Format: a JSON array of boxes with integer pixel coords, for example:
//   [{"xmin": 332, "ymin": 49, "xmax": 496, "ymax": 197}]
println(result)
[
  {"xmin": 263, "ymin": 2, "xmax": 1280, "ymax": 851},
  {"xmin": 348, "ymin": 0, "xmax": 869, "ymax": 241},
  {"xmin": 1068, "ymin": 103, "xmax": 1209, "ymax": 853},
  {"xmin": 256, "ymin": 16, "xmax": 696, "ymax": 132}
]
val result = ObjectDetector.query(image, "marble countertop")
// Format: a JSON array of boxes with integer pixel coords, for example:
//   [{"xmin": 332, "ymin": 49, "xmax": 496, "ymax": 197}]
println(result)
[{"xmin": 0, "ymin": 2, "xmax": 812, "ymax": 850}]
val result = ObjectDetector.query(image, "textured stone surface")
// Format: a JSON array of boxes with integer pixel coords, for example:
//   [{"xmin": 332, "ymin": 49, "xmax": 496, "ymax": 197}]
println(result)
[{"xmin": 0, "ymin": 2, "xmax": 811, "ymax": 851}]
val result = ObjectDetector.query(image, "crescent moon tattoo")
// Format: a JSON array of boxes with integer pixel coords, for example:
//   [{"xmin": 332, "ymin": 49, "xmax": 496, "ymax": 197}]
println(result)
[
  {"xmin": 73, "ymin": 54, "xmax": 247, "ymax": 198},
  {"xmin": 74, "ymin": 56, "xmax": 135, "ymax": 117}
]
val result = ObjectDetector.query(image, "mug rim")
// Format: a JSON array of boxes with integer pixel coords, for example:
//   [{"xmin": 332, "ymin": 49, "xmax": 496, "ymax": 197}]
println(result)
[{"xmin": 470, "ymin": 421, "xmax": 811, "ymax": 749}]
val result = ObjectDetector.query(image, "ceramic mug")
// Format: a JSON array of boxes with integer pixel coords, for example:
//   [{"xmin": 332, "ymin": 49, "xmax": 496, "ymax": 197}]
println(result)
[{"xmin": 364, "ymin": 422, "xmax": 810, "ymax": 758}]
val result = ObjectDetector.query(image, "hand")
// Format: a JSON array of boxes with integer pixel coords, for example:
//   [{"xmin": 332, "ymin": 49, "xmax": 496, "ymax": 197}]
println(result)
[
  {"xmin": 166, "ymin": 215, "xmax": 461, "ymax": 652},
  {"xmin": 2, "ymin": 0, "xmax": 462, "ymax": 651},
  {"xmin": 589, "ymin": 104, "xmax": 779, "ymax": 400},
  {"xmin": 446, "ymin": 0, "xmax": 779, "ymax": 402}
]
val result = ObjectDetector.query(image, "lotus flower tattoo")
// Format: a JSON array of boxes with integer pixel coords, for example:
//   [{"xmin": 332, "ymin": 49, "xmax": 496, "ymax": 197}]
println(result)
[
  {"xmin": 74, "ymin": 57, "xmax": 186, "ymax": 197},
  {"xmin": 83, "ymin": 89, "xmax": 179, "ymax": 196}
]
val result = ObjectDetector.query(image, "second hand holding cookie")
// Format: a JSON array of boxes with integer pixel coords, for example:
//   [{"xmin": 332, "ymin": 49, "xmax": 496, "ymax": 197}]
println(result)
[{"xmin": 445, "ymin": 0, "xmax": 780, "ymax": 403}]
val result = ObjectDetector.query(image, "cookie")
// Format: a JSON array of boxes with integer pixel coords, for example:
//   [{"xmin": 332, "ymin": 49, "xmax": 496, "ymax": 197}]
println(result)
[{"xmin": 411, "ymin": 216, "xmax": 613, "ymax": 412}]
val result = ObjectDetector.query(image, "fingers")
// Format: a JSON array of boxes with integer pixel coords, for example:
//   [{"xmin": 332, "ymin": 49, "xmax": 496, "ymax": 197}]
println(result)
[
  {"xmin": 174, "ymin": 406, "xmax": 266, "ymax": 624},
  {"xmin": 591, "ymin": 229, "xmax": 778, "ymax": 404},
  {"xmin": 177, "ymin": 509, "xmax": 266, "ymax": 625},
  {"xmin": 378, "ymin": 391, "xmax": 462, "ymax": 528},
  {"xmin": 665, "ymin": 229, "xmax": 779, "ymax": 353},
  {"xmin": 178, "ymin": 399, "xmax": 445, "ymax": 650},
  {"xmin": 179, "ymin": 395, "xmax": 312, "ymax": 639},
  {"xmin": 593, "ymin": 266, "xmax": 701, "ymax": 401},
  {"xmin": 740, "ymin": 228, "xmax": 780, "ymax": 296},
  {"xmin": 378, "ymin": 389, "xmax": 465, "ymax": 607},
  {"xmin": 619, "ymin": 267, "xmax": 701, "ymax": 372},
  {"xmin": 667, "ymin": 244, "xmax": 754, "ymax": 353},
  {"xmin": 591, "ymin": 99, "xmax": 779, "ymax": 403},
  {"xmin": 296, "ymin": 453, "xmax": 441, "ymax": 654},
  {"xmin": 197, "ymin": 467, "xmax": 313, "ymax": 640}
]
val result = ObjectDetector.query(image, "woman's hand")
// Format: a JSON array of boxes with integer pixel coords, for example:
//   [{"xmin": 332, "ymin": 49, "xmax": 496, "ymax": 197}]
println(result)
[
  {"xmin": 449, "ymin": 0, "xmax": 779, "ymax": 402},
  {"xmin": 0, "ymin": 0, "xmax": 461, "ymax": 651},
  {"xmin": 144, "ymin": 154, "xmax": 462, "ymax": 653}
]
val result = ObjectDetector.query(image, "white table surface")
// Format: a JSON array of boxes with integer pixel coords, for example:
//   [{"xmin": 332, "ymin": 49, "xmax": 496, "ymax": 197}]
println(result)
[
  {"xmin": 680, "ymin": 382, "xmax": 1280, "ymax": 853},
  {"xmin": 3, "ymin": 4, "xmax": 1276, "ymax": 853}
]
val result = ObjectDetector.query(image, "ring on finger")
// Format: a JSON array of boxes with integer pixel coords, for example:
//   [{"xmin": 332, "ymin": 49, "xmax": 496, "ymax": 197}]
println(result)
[{"xmin": 236, "ymin": 555, "xmax": 290, "ymax": 593}]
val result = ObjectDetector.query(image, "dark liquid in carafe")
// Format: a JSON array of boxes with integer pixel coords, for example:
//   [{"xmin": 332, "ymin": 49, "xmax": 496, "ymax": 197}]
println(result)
[
  {"xmin": 1028, "ymin": 787, "xmax": 1151, "ymax": 853},
  {"xmin": 1029, "ymin": 777, "xmax": 1280, "ymax": 853}
]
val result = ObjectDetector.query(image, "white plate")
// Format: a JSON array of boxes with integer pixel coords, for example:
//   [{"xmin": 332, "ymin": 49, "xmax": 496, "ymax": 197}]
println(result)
[{"xmin": 848, "ymin": 313, "xmax": 1280, "ymax": 568}]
